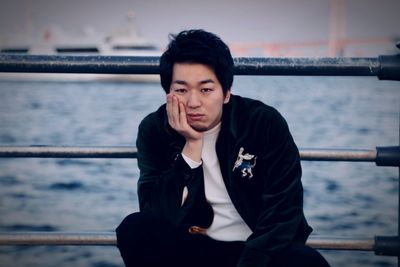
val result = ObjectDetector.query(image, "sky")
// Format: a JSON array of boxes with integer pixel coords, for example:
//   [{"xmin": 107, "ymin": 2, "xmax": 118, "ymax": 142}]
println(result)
[{"xmin": 0, "ymin": 0, "xmax": 399, "ymax": 56}]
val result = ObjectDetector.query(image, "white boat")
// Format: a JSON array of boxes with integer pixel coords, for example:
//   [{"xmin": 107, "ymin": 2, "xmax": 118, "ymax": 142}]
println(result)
[{"xmin": 0, "ymin": 12, "xmax": 161, "ymax": 83}]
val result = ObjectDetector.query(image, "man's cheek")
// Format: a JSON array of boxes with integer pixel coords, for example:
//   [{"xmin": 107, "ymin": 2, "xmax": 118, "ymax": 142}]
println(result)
[{"xmin": 174, "ymin": 96, "xmax": 186, "ymax": 106}]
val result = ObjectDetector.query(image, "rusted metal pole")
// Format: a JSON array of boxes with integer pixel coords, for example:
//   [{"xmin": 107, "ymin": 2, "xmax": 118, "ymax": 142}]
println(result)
[
  {"xmin": 0, "ymin": 232, "xmax": 116, "ymax": 246},
  {"xmin": 0, "ymin": 232, "xmax": 374, "ymax": 251},
  {"xmin": 0, "ymin": 55, "xmax": 382, "ymax": 77}
]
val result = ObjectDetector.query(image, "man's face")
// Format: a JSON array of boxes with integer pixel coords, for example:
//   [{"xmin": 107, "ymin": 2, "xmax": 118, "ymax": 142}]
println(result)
[{"xmin": 170, "ymin": 63, "xmax": 231, "ymax": 132}]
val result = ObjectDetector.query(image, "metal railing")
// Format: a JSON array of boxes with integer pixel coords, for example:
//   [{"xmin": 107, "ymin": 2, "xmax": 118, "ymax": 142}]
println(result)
[
  {"xmin": 0, "ymin": 145, "xmax": 398, "ymax": 165},
  {"xmin": 0, "ymin": 53, "xmax": 399, "ymax": 264},
  {"xmin": 0, "ymin": 232, "xmax": 375, "ymax": 250},
  {"xmin": 0, "ymin": 54, "xmax": 399, "ymax": 79}
]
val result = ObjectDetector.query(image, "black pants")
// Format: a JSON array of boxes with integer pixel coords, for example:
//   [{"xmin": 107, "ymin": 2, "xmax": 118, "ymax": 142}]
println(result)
[{"xmin": 116, "ymin": 212, "xmax": 330, "ymax": 267}]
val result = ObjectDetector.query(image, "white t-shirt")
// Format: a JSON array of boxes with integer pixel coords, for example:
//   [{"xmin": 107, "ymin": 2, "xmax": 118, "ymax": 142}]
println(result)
[{"xmin": 182, "ymin": 123, "xmax": 252, "ymax": 241}]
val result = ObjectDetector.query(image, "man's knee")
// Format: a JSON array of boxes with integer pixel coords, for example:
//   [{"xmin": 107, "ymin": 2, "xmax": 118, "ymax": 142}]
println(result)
[
  {"xmin": 116, "ymin": 212, "xmax": 155, "ymax": 245},
  {"xmin": 116, "ymin": 212, "xmax": 178, "ymax": 244},
  {"xmin": 115, "ymin": 212, "xmax": 181, "ymax": 267}
]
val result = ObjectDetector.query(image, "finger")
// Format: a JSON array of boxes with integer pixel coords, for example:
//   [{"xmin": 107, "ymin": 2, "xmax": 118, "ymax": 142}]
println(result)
[
  {"xmin": 166, "ymin": 94, "xmax": 174, "ymax": 127},
  {"xmin": 167, "ymin": 94, "xmax": 180, "ymax": 129},
  {"xmin": 179, "ymin": 101, "xmax": 188, "ymax": 128},
  {"xmin": 171, "ymin": 95, "xmax": 180, "ymax": 128}
]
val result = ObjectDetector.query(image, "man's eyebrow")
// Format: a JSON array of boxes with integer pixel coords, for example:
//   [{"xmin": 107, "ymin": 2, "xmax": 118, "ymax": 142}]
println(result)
[
  {"xmin": 173, "ymin": 80, "xmax": 187, "ymax": 85},
  {"xmin": 172, "ymin": 79, "xmax": 215, "ymax": 85},
  {"xmin": 199, "ymin": 79, "xmax": 215, "ymax": 84}
]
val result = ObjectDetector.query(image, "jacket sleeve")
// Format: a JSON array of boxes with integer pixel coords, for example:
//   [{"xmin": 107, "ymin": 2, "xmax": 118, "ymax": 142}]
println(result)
[
  {"xmin": 136, "ymin": 114, "xmax": 213, "ymax": 228},
  {"xmin": 237, "ymin": 110, "xmax": 307, "ymax": 267}
]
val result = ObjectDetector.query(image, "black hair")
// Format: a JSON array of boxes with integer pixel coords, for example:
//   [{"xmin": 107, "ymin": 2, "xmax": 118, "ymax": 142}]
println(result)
[{"xmin": 159, "ymin": 29, "xmax": 234, "ymax": 95}]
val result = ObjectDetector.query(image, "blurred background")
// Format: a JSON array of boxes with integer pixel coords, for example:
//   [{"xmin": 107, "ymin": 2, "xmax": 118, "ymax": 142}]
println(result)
[
  {"xmin": 0, "ymin": 1, "xmax": 399, "ymax": 267},
  {"xmin": 1, "ymin": 0, "xmax": 400, "ymax": 57}
]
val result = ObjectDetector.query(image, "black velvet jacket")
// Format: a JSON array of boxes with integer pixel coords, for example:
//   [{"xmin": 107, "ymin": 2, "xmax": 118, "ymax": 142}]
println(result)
[{"xmin": 136, "ymin": 94, "xmax": 312, "ymax": 267}]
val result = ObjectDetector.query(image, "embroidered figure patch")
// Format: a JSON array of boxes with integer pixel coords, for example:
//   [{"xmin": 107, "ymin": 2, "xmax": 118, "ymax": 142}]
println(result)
[{"xmin": 232, "ymin": 147, "xmax": 257, "ymax": 179}]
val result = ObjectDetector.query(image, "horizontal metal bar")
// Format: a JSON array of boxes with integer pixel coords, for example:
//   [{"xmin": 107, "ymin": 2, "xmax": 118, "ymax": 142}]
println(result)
[
  {"xmin": 0, "ymin": 146, "xmax": 137, "ymax": 158},
  {"xmin": 0, "ymin": 55, "xmax": 160, "ymax": 75},
  {"xmin": 0, "ymin": 54, "xmax": 383, "ymax": 76},
  {"xmin": 307, "ymin": 236, "xmax": 374, "ymax": 251},
  {"xmin": 301, "ymin": 148, "xmax": 377, "ymax": 162},
  {"xmin": 0, "ymin": 146, "xmax": 378, "ymax": 162},
  {"xmin": 0, "ymin": 232, "xmax": 115, "ymax": 246},
  {"xmin": 0, "ymin": 232, "xmax": 374, "ymax": 251},
  {"xmin": 234, "ymin": 57, "xmax": 380, "ymax": 76}
]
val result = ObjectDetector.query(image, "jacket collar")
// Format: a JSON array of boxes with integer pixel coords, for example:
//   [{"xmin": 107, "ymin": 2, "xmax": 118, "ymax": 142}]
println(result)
[{"xmin": 221, "ymin": 94, "xmax": 239, "ymax": 140}]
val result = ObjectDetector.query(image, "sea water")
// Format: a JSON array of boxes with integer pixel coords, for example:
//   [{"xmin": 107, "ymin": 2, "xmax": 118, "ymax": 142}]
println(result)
[{"xmin": 0, "ymin": 75, "xmax": 399, "ymax": 267}]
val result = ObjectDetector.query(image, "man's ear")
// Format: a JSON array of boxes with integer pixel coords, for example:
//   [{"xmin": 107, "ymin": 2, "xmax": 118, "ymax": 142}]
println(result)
[{"xmin": 224, "ymin": 90, "xmax": 231, "ymax": 104}]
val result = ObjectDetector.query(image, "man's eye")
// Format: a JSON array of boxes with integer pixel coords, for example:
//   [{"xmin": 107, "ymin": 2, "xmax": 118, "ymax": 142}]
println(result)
[
  {"xmin": 174, "ymin": 89, "xmax": 186, "ymax": 94},
  {"xmin": 201, "ymin": 88, "xmax": 213, "ymax": 93}
]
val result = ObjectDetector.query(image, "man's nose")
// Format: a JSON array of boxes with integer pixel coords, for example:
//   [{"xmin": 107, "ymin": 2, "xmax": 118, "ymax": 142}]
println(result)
[{"xmin": 187, "ymin": 91, "xmax": 201, "ymax": 108}]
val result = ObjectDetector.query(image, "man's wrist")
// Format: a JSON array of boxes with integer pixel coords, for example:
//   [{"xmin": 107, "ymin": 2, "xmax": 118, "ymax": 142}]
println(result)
[{"xmin": 182, "ymin": 139, "xmax": 203, "ymax": 162}]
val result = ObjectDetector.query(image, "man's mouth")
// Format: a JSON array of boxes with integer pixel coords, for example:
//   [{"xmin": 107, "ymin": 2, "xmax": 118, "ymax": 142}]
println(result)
[{"xmin": 187, "ymin": 114, "xmax": 204, "ymax": 121}]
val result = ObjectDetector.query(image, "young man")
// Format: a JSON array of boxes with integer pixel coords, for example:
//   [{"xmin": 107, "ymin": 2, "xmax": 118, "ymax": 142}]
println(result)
[{"xmin": 116, "ymin": 29, "xmax": 330, "ymax": 267}]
